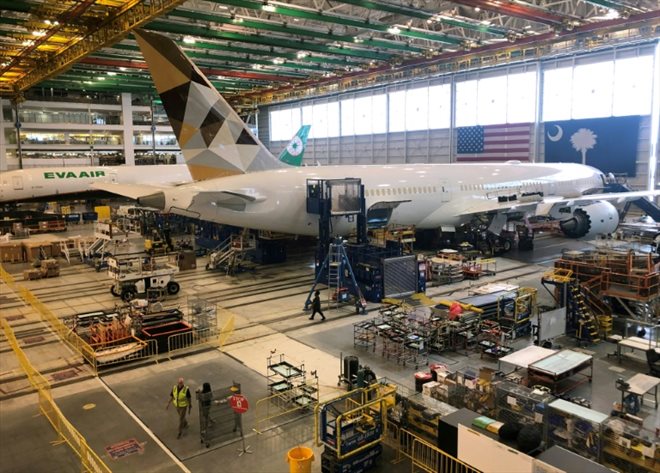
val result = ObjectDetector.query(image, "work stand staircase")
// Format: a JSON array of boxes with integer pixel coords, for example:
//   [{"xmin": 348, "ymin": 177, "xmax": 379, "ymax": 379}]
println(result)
[
  {"xmin": 205, "ymin": 230, "xmax": 255, "ymax": 275},
  {"xmin": 304, "ymin": 239, "xmax": 366, "ymax": 312},
  {"xmin": 568, "ymin": 281, "xmax": 601, "ymax": 343}
]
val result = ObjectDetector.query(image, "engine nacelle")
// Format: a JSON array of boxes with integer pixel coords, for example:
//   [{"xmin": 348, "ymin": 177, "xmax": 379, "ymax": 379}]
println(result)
[
  {"xmin": 552, "ymin": 201, "xmax": 619, "ymax": 239},
  {"xmin": 138, "ymin": 188, "xmax": 194, "ymax": 212}
]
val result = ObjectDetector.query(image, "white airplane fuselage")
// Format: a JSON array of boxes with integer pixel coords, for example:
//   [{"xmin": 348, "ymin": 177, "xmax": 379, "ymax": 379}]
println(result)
[
  {"xmin": 159, "ymin": 162, "xmax": 608, "ymax": 236},
  {"xmin": 0, "ymin": 165, "xmax": 192, "ymax": 204}
]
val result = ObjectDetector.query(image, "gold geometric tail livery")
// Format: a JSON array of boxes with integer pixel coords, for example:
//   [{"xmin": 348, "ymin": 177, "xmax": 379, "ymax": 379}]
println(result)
[{"xmin": 133, "ymin": 29, "xmax": 285, "ymax": 180}]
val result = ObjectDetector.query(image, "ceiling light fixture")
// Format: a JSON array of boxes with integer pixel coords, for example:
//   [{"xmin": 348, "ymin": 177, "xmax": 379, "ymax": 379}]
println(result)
[
  {"xmin": 119, "ymin": 67, "xmax": 127, "ymax": 71},
  {"xmin": 262, "ymin": 2, "xmax": 276, "ymax": 12},
  {"xmin": 387, "ymin": 26, "xmax": 401, "ymax": 35},
  {"xmin": 296, "ymin": 51, "xmax": 308, "ymax": 59},
  {"xmin": 107, "ymin": 71, "xmax": 116, "ymax": 76},
  {"xmin": 183, "ymin": 36, "xmax": 195, "ymax": 44},
  {"xmin": 474, "ymin": 7, "xmax": 481, "ymax": 12},
  {"xmin": 272, "ymin": 58, "xmax": 284, "ymax": 64},
  {"xmin": 32, "ymin": 30, "xmax": 46, "ymax": 37}
]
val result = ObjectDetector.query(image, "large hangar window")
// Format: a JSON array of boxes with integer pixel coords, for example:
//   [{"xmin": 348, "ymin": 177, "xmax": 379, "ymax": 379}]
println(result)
[
  {"xmin": 429, "ymin": 84, "xmax": 451, "ymax": 130},
  {"xmin": 342, "ymin": 94, "xmax": 387, "ymax": 136},
  {"xmin": 613, "ymin": 56, "xmax": 654, "ymax": 117},
  {"xmin": 270, "ymin": 107, "xmax": 301, "ymax": 141},
  {"xmin": 301, "ymin": 102, "xmax": 339, "ymax": 139},
  {"xmin": 456, "ymin": 71, "xmax": 536, "ymax": 127},
  {"xmin": 542, "ymin": 55, "xmax": 653, "ymax": 121}
]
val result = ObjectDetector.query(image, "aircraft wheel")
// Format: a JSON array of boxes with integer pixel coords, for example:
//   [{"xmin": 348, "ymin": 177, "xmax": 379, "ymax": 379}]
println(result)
[
  {"xmin": 167, "ymin": 281, "xmax": 180, "ymax": 295},
  {"xmin": 110, "ymin": 285, "xmax": 120, "ymax": 297}
]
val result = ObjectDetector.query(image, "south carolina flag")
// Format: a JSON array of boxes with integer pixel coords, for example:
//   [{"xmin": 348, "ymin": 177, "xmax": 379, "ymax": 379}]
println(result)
[
  {"xmin": 544, "ymin": 116, "xmax": 640, "ymax": 176},
  {"xmin": 456, "ymin": 123, "xmax": 532, "ymax": 162}
]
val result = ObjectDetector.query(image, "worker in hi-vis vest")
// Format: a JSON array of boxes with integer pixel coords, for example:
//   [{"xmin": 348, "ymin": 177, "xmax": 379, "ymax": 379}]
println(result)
[{"xmin": 167, "ymin": 377, "xmax": 192, "ymax": 438}]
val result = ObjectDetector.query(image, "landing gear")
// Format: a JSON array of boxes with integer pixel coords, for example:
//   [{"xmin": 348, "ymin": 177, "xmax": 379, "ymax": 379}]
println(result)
[{"xmin": 167, "ymin": 281, "xmax": 180, "ymax": 295}]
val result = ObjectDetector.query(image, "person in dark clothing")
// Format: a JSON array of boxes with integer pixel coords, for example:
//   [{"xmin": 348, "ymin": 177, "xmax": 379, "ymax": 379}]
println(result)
[
  {"xmin": 166, "ymin": 377, "xmax": 192, "ymax": 438},
  {"xmin": 309, "ymin": 290, "xmax": 325, "ymax": 321},
  {"xmin": 199, "ymin": 382, "xmax": 214, "ymax": 434}
]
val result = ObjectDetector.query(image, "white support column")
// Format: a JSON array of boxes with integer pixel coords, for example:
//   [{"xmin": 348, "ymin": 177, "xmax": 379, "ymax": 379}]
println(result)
[
  {"xmin": 533, "ymin": 61, "xmax": 543, "ymax": 163},
  {"xmin": 648, "ymin": 42, "xmax": 660, "ymax": 194},
  {"xmin": 121, "ymin": 92, "xmax": 135, "ymax": 166}
]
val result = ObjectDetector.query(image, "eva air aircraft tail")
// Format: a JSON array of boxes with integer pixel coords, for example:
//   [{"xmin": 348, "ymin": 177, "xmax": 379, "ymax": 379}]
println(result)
[{"xmin": 277, "ymin": 125, "xmax": 311, "ymax": 167}]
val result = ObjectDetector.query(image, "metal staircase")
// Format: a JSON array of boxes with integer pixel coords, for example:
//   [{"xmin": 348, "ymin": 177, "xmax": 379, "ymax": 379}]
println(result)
[
  {"xmin": 568, "ymin": 282, "xmax": 601, "ymax": 344},
  {"xmin": 541, "ymin": 268, "xmax": 613, "ymax": 344},
  {"xmin": 605, "ymin": 181, "xmax": 660, "ymax": 222},
  {"xmin": 304, "ymin": 238, "xmax": 366, "ymax": 312},
  {"xmin": 205, "ymin": 230, "xmax": 256, "ymax": 275}
]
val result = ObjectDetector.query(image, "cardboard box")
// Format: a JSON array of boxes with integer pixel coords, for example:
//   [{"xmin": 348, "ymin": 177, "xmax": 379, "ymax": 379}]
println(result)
[
  {"xmin": 23, "ymin": 269, "xmax": 42, "ymax": 280},
  {"xmin": 422, "ymin": 381, "xmax": 440, "ymax": 397},
  {"xmin": 0, "ymin": 242, "xmax": 24, "ymax": 263}
]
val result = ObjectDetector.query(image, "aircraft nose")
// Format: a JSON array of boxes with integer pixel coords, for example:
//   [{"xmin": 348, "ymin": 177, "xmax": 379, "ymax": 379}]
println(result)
[{"xmin": 138, "ymin": 191, "xmax": 165, "ymax": 210}]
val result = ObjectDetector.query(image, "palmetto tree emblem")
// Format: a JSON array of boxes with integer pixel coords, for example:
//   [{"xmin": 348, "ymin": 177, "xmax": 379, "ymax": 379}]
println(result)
[{"xmin": 570, "ymin": 128, "xmax": 597, "ymax": 165}]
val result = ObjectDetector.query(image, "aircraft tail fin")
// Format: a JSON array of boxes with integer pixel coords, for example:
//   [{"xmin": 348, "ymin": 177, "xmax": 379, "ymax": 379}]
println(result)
[
  {"xmin": 133, "ymin": 29, "xmax": 285, "ymax": 180},
  {"xmin": 278, "ymin": 125, "xmax": 311, "ymax": 166}
]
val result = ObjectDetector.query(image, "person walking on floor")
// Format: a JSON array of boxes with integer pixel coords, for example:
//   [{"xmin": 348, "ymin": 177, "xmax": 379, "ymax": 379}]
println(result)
[
  {"xmin": 309, "ymin": 290, "xmax": 326, "ymax": 321},
  {"xmin": 198, "ymin": 382, "xmax": 214, "ymax": 434},
  {"xmin": 167, "ymin": 377, "xmax": 192, "ymax": 438}
]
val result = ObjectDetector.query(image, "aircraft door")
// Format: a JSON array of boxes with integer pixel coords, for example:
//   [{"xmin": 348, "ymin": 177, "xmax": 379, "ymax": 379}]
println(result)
[
  {"xmin": 12, "ymin": 175, "xmax": 23, "ymax": 190},
  {"xmin": 440, "ymin": 182, "xmax": 450, "ymax": 203}
]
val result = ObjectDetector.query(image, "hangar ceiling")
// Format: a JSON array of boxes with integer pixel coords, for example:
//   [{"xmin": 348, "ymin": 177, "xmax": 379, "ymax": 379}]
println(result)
[{"xmin": 0, "ymin": 0, "xmax": 659, "ymax": 106}]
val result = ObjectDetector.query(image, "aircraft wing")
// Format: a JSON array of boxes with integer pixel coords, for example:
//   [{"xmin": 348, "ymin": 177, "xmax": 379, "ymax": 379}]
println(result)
[
  {"xmin": 452, "ymin": 190, "xmax": 659, "ymax": 217},
  {"xmin": 90, "ymin": 182, "xmax": 169, "ymax": 200}
]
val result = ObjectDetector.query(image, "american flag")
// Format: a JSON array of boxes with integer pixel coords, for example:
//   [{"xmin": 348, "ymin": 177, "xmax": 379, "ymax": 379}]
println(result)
[{"xmin": 456, "ymin": 123, "xmax": 532, "ymax": 162}]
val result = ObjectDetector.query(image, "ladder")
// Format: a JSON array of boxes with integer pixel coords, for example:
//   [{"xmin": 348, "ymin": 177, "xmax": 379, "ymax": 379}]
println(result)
[
  {"xmin": 304, "ymin": 238, "xmax": 366, "ymax": 312},
  {"xmin": 568, "ymin": 282, "xmax": 601, "ymax": 344},
  {"xmin": 327, "ymin": 244, "xmax": 342, "ymax": 308}
]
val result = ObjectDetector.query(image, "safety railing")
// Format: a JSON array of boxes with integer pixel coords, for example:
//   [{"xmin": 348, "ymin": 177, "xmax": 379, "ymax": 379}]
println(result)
[
  {"xmin": 253, "ymin": 377, "xmax": 319, "ymax": 434},
  {"xmin": 167, "ymin": 326, "xmax": 217, "ymax": 355},
  {"xmin": 0, "ymin": 266, "xmax": 100, "ymax": 374},
  {"xmin": 218, "ymin": 309, "xmax": 235, "ymax": 348},
  {"xmin": 411, "ymin": 435, "xmax": 479, "ymax": 473},
  {"xmin": 2, "ymin": 319, "xmax": 111, "ymax": 473}
]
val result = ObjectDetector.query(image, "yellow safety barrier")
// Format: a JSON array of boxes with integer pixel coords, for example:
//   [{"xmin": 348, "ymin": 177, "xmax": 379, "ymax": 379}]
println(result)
[
  {"xmin": 217, "ymin": 309, "xmax": 235, "ymax": 348},
  {"xmin": 389, "ymin": 428, "xmax": 479, "ymax": 473},
  {"xmin": 253, "ymin": 377, "xmax": 319, "ymax": 434},
  {"xmin": 411, "ymin": 436, "xmax": 479, "ymax": 473},
  {"xmin": 1, "ymin": 319, "xmax": 111, "ymax": 473},
  {"xmin": 167, "ymin": 326, "xmax": 220, "ymax": 355},
  {"xmin": 1, "ymin": 264, "xmax": 99, "ymax": 373}
]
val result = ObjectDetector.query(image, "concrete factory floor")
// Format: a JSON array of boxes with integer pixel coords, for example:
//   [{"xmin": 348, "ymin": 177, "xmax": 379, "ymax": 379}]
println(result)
[{"xmin": 1, "ymin": 228, "xmax": 658, "ymax": 473}]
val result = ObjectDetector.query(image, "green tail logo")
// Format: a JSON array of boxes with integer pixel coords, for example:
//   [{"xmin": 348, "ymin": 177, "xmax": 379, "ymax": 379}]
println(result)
[{"xmin": 278, "ymin": 125, "xmax": 311, "ymax": 167}]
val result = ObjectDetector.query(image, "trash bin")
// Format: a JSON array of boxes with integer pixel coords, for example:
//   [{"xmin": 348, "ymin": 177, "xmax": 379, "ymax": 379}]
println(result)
[{"xmin": 287, "ymin": 446, "xmax": 314, "ymax": 473}]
